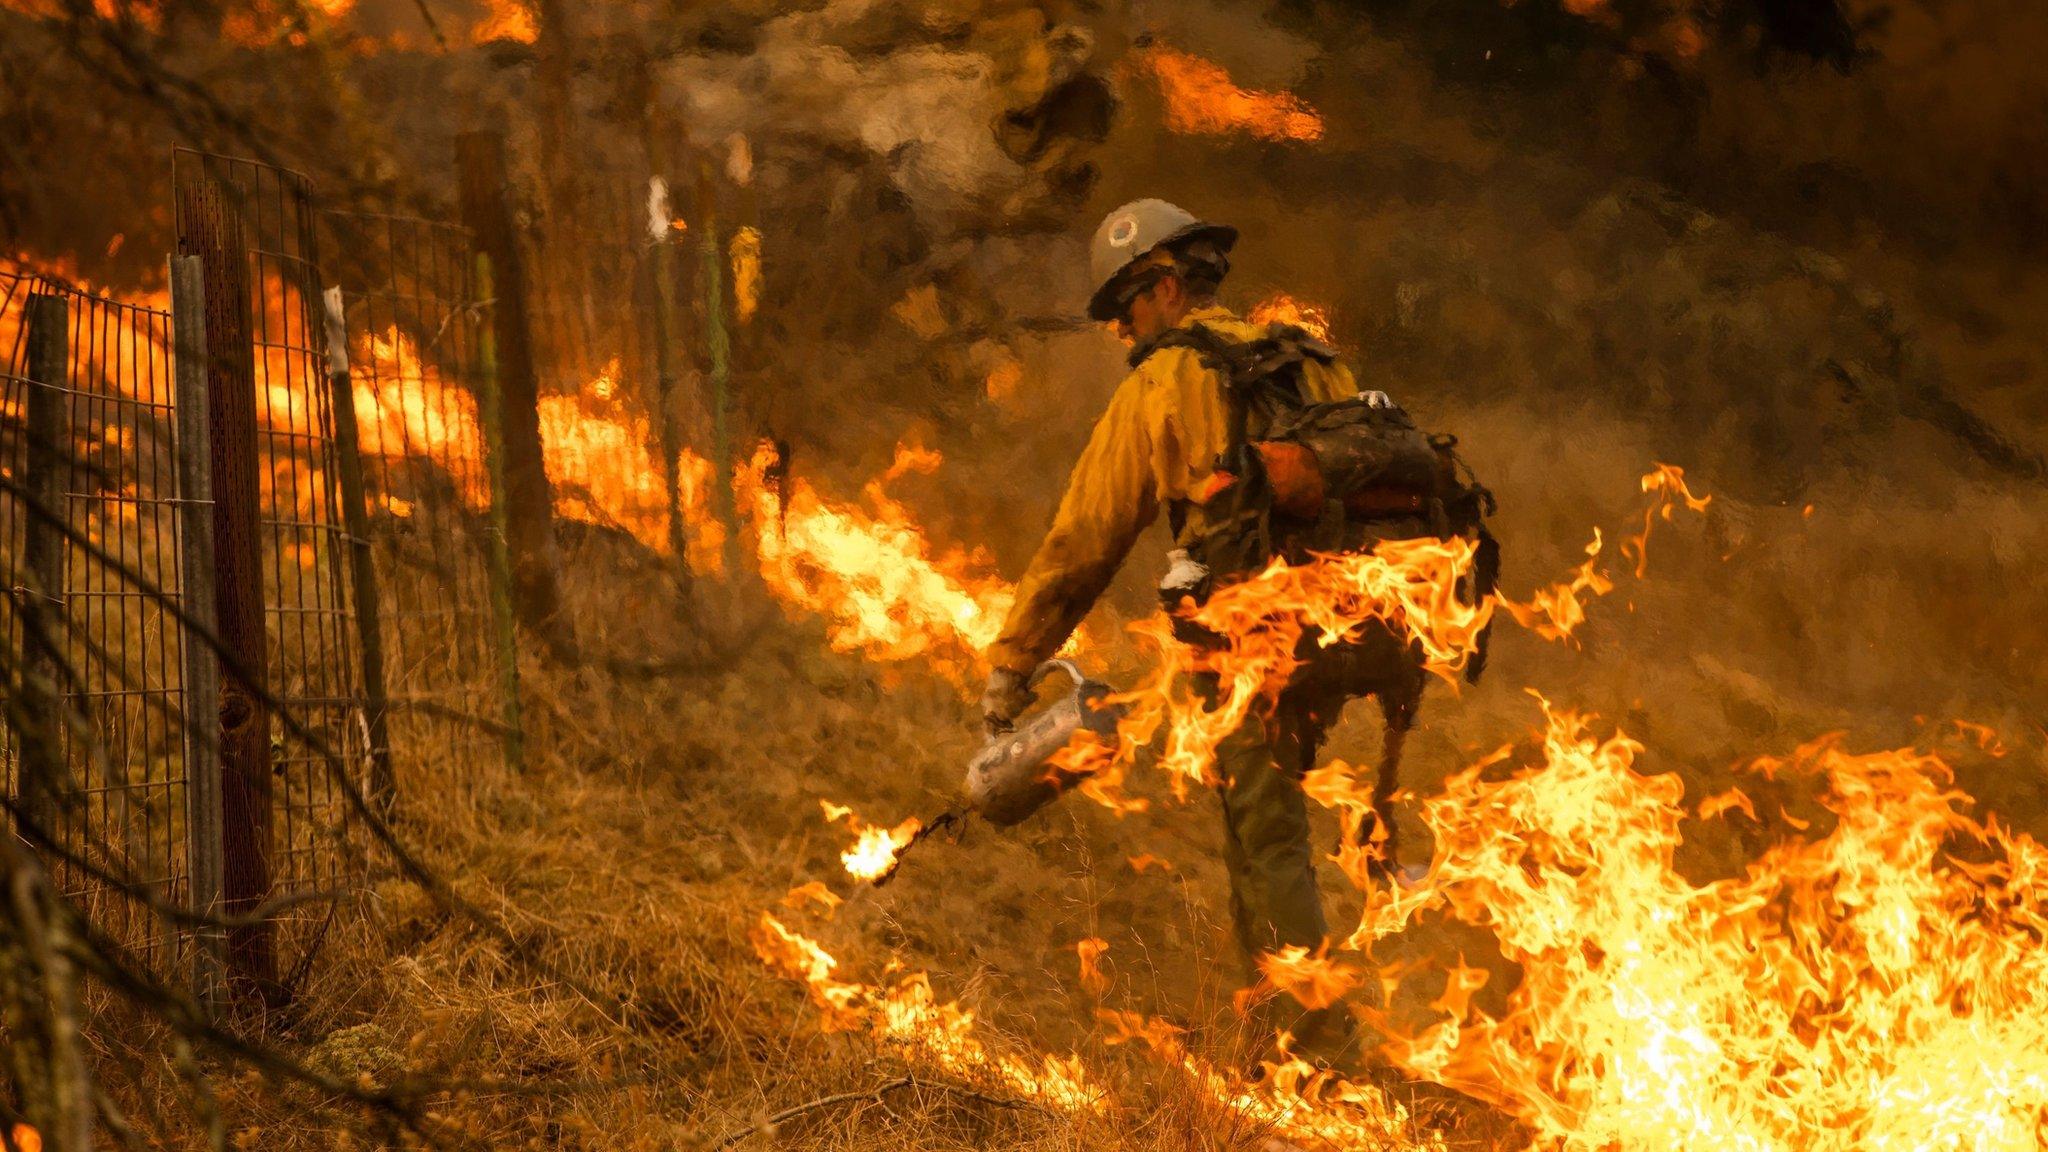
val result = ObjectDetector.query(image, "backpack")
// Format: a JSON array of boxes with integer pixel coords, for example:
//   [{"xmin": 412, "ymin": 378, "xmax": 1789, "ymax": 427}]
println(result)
[{"xmin": 1138, "ymin": 322, "xmax": 1500, "ymax": 685}]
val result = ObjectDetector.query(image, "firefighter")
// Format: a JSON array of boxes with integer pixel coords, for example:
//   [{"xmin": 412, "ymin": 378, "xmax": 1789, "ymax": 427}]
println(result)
[{"xmin": 979, "ymin": 198, "xmax": 1377, "ymax": 1065}]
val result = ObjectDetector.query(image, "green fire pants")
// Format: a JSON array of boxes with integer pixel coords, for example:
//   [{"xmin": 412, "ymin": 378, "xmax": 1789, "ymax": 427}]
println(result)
[
  {"xmin": 1201, "ymin": 632, "xmax": 1425, "ymax": 1065},
  {"xmin": 1213, "ymin": 696, "xmax": 1330, "ymax": 962}
]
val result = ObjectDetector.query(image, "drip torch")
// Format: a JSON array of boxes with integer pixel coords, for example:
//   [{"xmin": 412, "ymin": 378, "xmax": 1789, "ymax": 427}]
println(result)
[
  {"xmin": 873, "ymin": 660, "xmax": 1123, "ymax": 887},
  {"xmin": 964, "ymin": 659, "xmax": 1125, "ymax": 826}
]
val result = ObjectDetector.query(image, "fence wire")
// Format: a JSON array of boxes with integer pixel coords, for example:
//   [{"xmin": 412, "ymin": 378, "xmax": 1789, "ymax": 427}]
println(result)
[
  {"xmin": 2, "ymin": 151, "xmax": 526, "ymax": 995},
  {"xmin": 174, "ymin": 150, "xmax": 371, "ymax": 976},
  {"xmin": 0, "ymin": 271, "xmax": 193, "ymax": 975},
  {"xmin": 323, "ymin": 210, "xmax": 520, "ymax": 791}
]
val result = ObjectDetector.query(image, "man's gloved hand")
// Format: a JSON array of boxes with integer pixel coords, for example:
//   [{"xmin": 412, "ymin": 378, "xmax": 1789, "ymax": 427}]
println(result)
[{"xmin": 979, "ymin": 667, "xmax": 1034, "ymax": 741}]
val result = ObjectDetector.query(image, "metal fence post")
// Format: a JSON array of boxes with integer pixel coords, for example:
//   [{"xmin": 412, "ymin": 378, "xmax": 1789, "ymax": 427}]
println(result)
[
  {"xmin": 454, "ymin": 129, "xmax": 574, "ymax": 660},
  {"xmin": 321, "ymin": 289, "xmax": 395, "ymax": 809},
  {"xmin": 19, "ymin": 293, "xmax": 70, "ymax": 834},
  {"xmin": 472, "ymin": 254, "xmax": 527, "ymax": 773},
  {"xmin": 175, "ymin": 177, "xmax": 278, "ymax": 999},
  {"xmin": 170, "ymin": 255, "xmax": 228, "ymax": 1017}
]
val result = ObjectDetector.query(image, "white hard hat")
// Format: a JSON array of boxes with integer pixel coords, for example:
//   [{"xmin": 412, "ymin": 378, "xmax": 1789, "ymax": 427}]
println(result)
[{"xmin": 1086, "ymin": 199, "xmax": 1237, "ymax": 321}]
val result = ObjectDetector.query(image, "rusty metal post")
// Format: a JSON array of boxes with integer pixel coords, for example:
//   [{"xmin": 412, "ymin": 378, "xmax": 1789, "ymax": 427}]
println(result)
[
  {"xmin": 18, "ymin": 293, "xmax": 70, "ymax": 835},
  {"xmin": 472, "ymin": 254, "xmax": 527, "ymax": 773},
  {"xmin": 320, "ymin": 289, "xmax": 395, "ymax": 809},
  {"xmin": 455, "ymin": 130, "xmax": 574, "ymax": 659},
  {"xmin": 169, "ymin": 254, "xmax": 228, "ymax": 1016},
  {"xmin": 175, "ymin": 177, "xmax": 278, "ymax": 998}
]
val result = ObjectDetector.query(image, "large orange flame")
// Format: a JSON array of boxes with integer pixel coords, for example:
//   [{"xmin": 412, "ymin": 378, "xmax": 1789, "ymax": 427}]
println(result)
[
  {"xmin": 1327, "ymin": 700, "xmax": 2048, "ymax": 1149},
  {"xmin": 1137, "ymin": 45, "xmax": 1326, "ymax": 143},
  {"xmin": 1113, "ymin": 536, "xmax": 1494, "ymax": 798},
  {"xmin": 736, "ymin": 440, "xmax": 1019, "ymax": 677}
]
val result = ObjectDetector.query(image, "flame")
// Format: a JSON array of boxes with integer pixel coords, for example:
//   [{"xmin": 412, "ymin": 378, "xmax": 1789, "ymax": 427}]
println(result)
[
  {"xmin": 9, "ymin": 1126, "xmax": 38, "ymax": 1152},
  {"xmin": 1076, "ymin": 937, "xmax": 1111, "ymax": 996},
  {"xmin": 1501, "ymin": 529, "xmax": 1615, "ymax": 642},
  {"xmin": 754, "ymin": 914, "xmax": 1435, "ymax": 1142},
  {"xmin": 1137, "ymin": 45, "xmax": 1325, "ymax": 143},
  {"xmin": 780, "ymin": 881, "xmax": 843, "ymax": 914},
  {"xmin": 737, "ymin": 440, "xmax": 1020, "ymax": 676},
  {"xmin": 752, "ymin": 913, "xmax": 1104, "ymax": 1110},
  {"xmin": 1328, "ymin": 699, "xmax": 2048, "ymax": 1149},
  {"xmin": 3, "ymin": 253, "xmax": 173, "ymax": 404},
  {"xmin": 353, "ymin": 332, "xmax": 725, "ymax": 568},
  {"xmin": 536, "ymin": 377, "xmax": 726, "ymax": 572},
  {"xmin": 470, "ymin": 0, "xmax": 534, "ymax": 43},
  {"xmin": 821, "ymin": 800, "xmax": 921, "ymax": 882},
  {"xmin": 353, "ymin": 326, "xmax": 487, "ymax": 501},
  {"xmin": 1622, "ymin": 463, "xmax": 1711, "ymax": 577},
  {"xmin": 1257, "ymin": 943, "xmax": 1364, "ymax": 1011},
  {"xmin": 1111, "ymin": 537, "xmax": 1493, "ymax": 797},
  {"xmin": 1249, "ymin": 293, "xmax": 1333, "ymax": 341},
  {"xmin": 729, "ymin": 227, "xmax": 761, "ymax": 325}
]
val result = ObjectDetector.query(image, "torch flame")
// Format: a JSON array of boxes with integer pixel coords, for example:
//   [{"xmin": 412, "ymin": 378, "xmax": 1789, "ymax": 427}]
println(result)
[{"xmin": 821, "ymin": 799, "xmax": 922, "ymax": 882}]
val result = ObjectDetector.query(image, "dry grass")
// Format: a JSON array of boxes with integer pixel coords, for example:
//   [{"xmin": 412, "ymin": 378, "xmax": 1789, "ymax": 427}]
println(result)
[{"xmin": 146, "ymin": 382, "xmax": 2036, "ymax": 1151}]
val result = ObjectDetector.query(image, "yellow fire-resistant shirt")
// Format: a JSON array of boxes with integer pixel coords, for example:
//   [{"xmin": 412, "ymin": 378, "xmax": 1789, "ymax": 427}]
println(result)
[{"xmin": 988, "ymin": 305, "xmax": 1358, "ymax": 674}]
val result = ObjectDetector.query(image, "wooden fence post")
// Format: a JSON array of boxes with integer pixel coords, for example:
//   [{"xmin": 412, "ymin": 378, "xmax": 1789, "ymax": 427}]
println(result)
[
  {"xmin": 454, "ymin": 130, "xmax": 574, "ymax": 660},
  {"xmin": 472, "ymin": 254, "xmax": 527, "ymax": 773},
  {"xmin": 645, "ymin": 175, "xmax": 694, "ymax": 591},
  {"xmin": 320, "ymin": 289, "xmax": 395, "ymax": 809},
  {"xmin": 175, "ymin": 177, "xmax": 278, "ymax": 999},
  {"xmin": 169, "ymin": 255, "xmax": 228, "ymax": 1017},
  {"xmin": 19, "ymin": 293, "xmax": 70, "ymax": 835},
  {"xmin": 695, "ymin": 161, "xmax": 736, "ymax": 546}
]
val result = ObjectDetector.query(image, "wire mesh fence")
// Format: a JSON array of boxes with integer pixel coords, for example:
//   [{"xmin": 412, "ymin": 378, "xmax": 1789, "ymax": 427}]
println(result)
[
  {"xmin": 0, "ymin": 149, "xmax": 525, "ymax": 998},
  {"xmin": 0, "ymin": 271, "xmax": 195, "ymax": 977},
  {"xmin": 174, "ymin": 149, "xmax": 371, "ymax": 981},
  {"xmin": 322, "ymin": 210, "xmax": 522, "ymax": 791}
]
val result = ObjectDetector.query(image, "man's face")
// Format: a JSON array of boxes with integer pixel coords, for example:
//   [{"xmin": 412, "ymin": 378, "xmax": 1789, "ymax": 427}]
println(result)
[{"xmin": 1111, "ymin": 255, "xmax": 1190, "ymax": 345}]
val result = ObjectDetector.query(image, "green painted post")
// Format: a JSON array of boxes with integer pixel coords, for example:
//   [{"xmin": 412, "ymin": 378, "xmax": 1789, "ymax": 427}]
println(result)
[{"xmin": 472, "ymin": 254, "xmax": 526, "ymax": 773}]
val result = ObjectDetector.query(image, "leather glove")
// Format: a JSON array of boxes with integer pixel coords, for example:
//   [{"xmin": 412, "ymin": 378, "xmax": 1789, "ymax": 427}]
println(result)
[{"xmin": 979, "ymin": 666, "xmax": 1034, "ymax": 740}]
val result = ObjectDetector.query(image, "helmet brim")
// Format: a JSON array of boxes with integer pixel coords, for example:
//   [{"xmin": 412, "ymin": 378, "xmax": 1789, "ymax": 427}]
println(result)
[{"xmin": 1086, "ymin": 222, "xmax": 1239, "ymax": 321}]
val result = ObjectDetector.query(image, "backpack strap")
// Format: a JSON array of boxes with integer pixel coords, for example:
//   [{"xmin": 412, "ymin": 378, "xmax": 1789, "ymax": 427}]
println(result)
[
  {"xmin": 1132, "ymin": 322, "xmax": 1342, "ymax": 558},
  {"xmin": 1131, "ymin": 322, "xmax": 1337, "ymax": 455}
]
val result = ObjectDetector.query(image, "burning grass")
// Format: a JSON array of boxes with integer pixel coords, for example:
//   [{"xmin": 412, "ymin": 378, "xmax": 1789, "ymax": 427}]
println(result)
[{"xmin": 71, "ymin": 402, "xmax": 2045, "ymax": 1152}]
